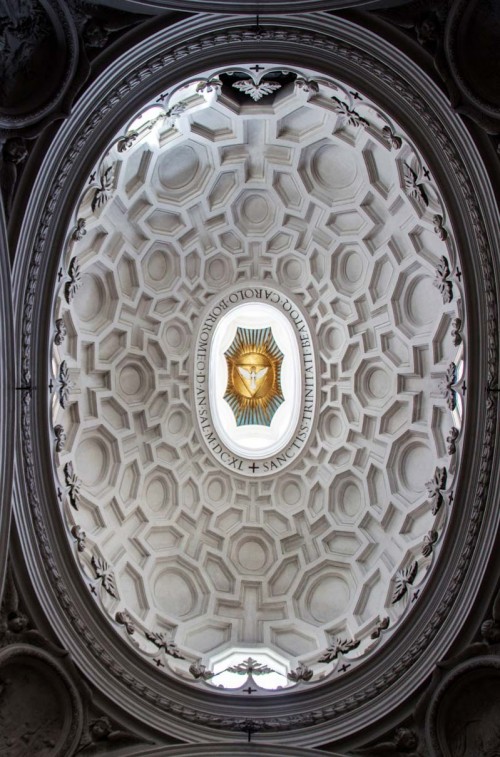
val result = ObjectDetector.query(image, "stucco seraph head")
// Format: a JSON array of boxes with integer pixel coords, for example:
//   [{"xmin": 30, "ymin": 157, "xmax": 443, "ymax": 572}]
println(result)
[
  {"xmin": 394, "ymin": 727, "xmax": 418, "ymax": 750},
  {"xmin": 90, "ymin": 716, "xmax": 113, "ymax": 741},
  {"xmin": 481, "ymin": 619, "xmax": 500, "ymax": 644},
  {"xmin": 7, "ymin": 611, "xmax": 29, "ymax": 633}
]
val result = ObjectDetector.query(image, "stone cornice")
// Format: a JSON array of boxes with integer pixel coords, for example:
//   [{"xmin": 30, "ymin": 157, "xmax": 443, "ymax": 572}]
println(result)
[{"xmin": 0, "ymin": 198, "xmax": 14, "ymax": 603}]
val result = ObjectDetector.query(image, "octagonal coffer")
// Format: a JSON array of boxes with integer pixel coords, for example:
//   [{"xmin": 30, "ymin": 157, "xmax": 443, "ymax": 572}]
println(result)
[{"xmin": 194, "ymin": 290, "xmax": 317, "ymax": 476}]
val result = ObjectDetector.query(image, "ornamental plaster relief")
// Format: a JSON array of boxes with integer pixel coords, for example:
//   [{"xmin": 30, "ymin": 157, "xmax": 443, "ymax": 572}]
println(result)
[{"xmin": 48, "ymin": 67, "xmax": 464, "ymax": 688}]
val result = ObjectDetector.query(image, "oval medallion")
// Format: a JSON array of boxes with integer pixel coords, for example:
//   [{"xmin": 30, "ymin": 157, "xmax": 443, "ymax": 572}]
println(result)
[{"xmin": 194, "ymin": 287, "xmax": 316, "ymax": 475}]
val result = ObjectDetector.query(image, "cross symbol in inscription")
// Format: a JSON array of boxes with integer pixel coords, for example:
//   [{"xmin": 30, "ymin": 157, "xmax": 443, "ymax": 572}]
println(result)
[
  {"xmin": 57, "ymin": 488, "xmax": 62, "ymax": 501},
  {"xmin": 243, "ymin": 686, "xmax": 257, "ymax": 694},
  {"xmin": 156, "ymin": 92, "xmax": 168, "ymax": 102},
  {"xmin": 448, "ymin": 492, "xmax": 454, "ymax": 506},
  {"xmin": 339, "ymin": 663, "xmax": 350, "ymax": 673},
  {"xmin": 455, "ymin": 267, "xmax": 462, "ymax": 282},
  {"xmin": 57, "ymin": 267, "xmax": 63, "ymax": 282},
  {"xmin": 249, "ymin": 462, "xmax": 259, "ymax": 473},
  {"xmin": 462, "ymin": 380, "xmax": 467, "ymax": 395},
  {"xmin": 48, "ymin": 379, "xmax": 54, "ymax": 392},
  {"xmin": 250, "ymin": 64, "xmax": 265, "ymax": 72},
  {"xmin": 88, "ymin": 172, "xmax": 96, "ymax": 184},
  {"xmin": 89, "ymin": 585, "xmax": 97, "ymax": 596},
  {"xmin": 423, "ymin": 167, "xmax": 431, "ymax": 180},
  {"xmin": 154, "ymin": 658, "xmax": 165, "ymax": 668},
  {"xmin": 350, "ymin": 90, "xmax": 361, "ymax": 100},
  {"xmin": 412, "ymin": 590, "xmax": 421, "ymax": 603}
]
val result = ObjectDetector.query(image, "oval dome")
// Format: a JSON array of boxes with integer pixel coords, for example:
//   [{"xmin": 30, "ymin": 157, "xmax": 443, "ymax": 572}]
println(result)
[{"xmin": 48, "ymin": 63, "xmax": 466, "ymax": 694}]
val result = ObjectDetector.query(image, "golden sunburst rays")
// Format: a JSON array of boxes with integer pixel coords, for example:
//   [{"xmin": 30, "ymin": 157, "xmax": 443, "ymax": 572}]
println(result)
[{"xmin": 223, "ymin": 327, "xmax": 284, "ymax": 427}]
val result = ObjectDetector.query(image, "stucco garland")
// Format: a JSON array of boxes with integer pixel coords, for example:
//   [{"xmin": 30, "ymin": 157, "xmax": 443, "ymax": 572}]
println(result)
[{"xmin": 14, "ymin": 17, "xmax": 499, "ymax": 746}]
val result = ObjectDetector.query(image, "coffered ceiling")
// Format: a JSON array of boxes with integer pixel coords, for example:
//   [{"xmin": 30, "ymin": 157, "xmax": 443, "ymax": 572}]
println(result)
[{"xmin": 51, "ymin": 65, "xmax": 463, "ymax": 691}]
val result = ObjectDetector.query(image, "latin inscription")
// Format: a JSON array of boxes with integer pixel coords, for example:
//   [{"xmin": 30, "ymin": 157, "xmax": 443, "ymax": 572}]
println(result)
[{"xmin": 194, "ymin": 287, "xmax": 316, "ymax": 476}]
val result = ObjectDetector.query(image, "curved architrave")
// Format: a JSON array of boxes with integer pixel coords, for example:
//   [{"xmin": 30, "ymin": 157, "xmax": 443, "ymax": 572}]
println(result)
[
  {"xmin": 11, "ymin": 10, "xmax": 500, "ymax": 749},
  {"xmin": 97, "ymin": 0, "xmax": 391, "ymax": 13},
  {"xmin": 0, "ymin": 196, "xmax": 14, "ymax": 602},
  {"xmin": 135, "ymin": 746, "xmax": 343, "ymax": 756}
]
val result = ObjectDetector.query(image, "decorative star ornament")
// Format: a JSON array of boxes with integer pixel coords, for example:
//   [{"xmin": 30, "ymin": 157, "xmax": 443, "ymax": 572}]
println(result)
[{"xmin": 224, "ymin": 327, "xmax": 284, "ymax": 426}]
